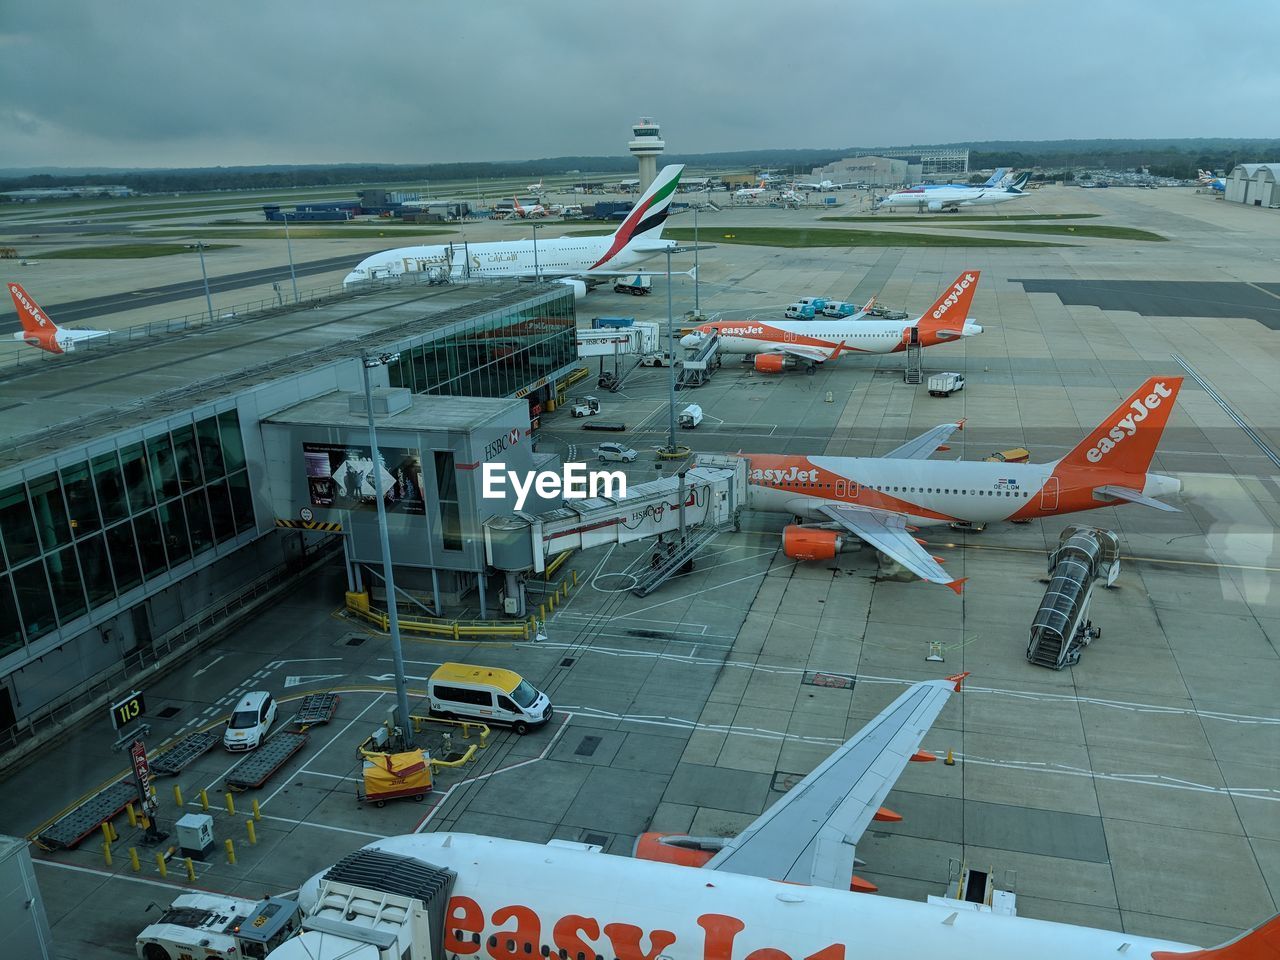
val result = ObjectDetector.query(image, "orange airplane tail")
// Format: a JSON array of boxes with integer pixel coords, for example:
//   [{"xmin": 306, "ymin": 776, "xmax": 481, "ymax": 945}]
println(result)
[
  {"xmin": 1056, "ymin": 376, "xmax": 1183, "ymax": 476},
  {"xmin": 1152, "ymin": 912, "xmax": 1280, "ymax": 960},
  {"xmin": 915, "ymin": 271, "xmax": 980, "ymax": 340},
  {"xmin": 8, "ymin": 282, "xmax": 64, "ymax": 353}
]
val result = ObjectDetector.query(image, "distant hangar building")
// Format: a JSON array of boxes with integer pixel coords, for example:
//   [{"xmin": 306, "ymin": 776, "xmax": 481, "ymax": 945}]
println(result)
[
  {"xmin": 809, "ymin": 156, "xmax": 909, "ymax": 187},
  {"xmin": 1225, "ymin": 163, "xmax": 1280, "ymax": 207}
]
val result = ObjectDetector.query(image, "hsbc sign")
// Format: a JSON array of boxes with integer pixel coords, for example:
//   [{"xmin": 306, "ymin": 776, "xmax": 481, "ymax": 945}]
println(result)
[{"xmin": 483, "ymin": 428, "xmax": 523, "ymax": 461}]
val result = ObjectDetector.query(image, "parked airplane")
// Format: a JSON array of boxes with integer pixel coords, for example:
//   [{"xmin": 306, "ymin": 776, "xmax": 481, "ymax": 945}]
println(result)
[
  {"xmin": 343, "ymin": 165, "xmax": 685, "ymax": 294},
  {"xmin": 916, "ymin": 168, "xmax": 1010, "ymax": 190},
  {"xmin": 680, "ymin": 271, "xmax": 984, "ymax": 372},
  {"xmin": 510, "ymin": 196, "xmax": 551, "ymax": 218},
  {"xmin": 794, "ymin": 178, "xmax": 855, "ymax": 191},
  {"xmin": 878, "ymin": 173, "xmax": 1030, "ymax": 212},
  {"xmin": 1197, "ymin": 169, "xmax": 1226, "ymax": 192},
  {"xmin": 274, "ymin": 668, "xmax": 1275, "ymax": 960},
  {"xmin": 734, "ymin": 179, "xmax": 770, "ymax": 199},
  {"xmin": 527, "ymin": 178, "xmax": 545, "ymax": 195},
  {"xmin": 723, "ymin": 376, "xmax": 1182, "ymax": 592},
  {"xmin": 7, "ymin": 282, "xmax": 109, "ymax": 354}
]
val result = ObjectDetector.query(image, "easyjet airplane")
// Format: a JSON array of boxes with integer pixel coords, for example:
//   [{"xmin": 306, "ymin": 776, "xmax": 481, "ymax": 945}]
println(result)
[
  {"xmin": 275, "ymin": 674, "xmax": 1277, "ymax": 960},
  {"xmin": 680, "ymin": 272, "xmax": 983, "ymax": 373},
  {"xmin": 343, "ymin": 164, "xmax": 686, "ymax": 295},
  {"xmin": 711, "ymin": 376, "xmax": 1183, "ymax": 592},
  {"xmin": 7, "ymin": 282, "xmax": 109, "ymax": 354}
]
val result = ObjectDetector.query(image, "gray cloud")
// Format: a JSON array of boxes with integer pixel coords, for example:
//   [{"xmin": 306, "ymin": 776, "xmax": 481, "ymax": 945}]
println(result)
[{"xmin": 1, "ymin": 0, "xmax": 1276, "ymax": 168}]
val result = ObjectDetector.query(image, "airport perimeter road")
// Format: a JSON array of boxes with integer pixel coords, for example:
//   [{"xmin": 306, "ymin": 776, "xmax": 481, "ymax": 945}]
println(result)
[{"xmin": 0, "ymin": 249, "xmax": 387, "ymax": 333}]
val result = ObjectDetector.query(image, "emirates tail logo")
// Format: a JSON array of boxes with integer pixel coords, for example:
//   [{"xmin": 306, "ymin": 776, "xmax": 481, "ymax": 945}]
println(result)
[
  {"xmin": 931, "ymin": 273, "xmax": 975, "ymax": 320},
  {"xmin": 1086, "ymin": 381, "xmax": 1173, "ymax": 463}
]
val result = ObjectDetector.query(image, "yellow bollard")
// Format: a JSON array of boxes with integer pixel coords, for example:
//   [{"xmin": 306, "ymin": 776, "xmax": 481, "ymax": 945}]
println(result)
[
  {"xmin": 246, "ymin": 819, "xmax": 257, "ymax": 845},
  {"xmin": 185, "ymin": 857, "xmax": 196, "ymax": 882},
  {"xmin": 125, "ymin": 802, "xmax": 137, "ymax": 828},
  {"xmin": 102, "ymin": 841, "xmax": 112, "ymax": 867},
  {"xmin": 198, "ymin": 788, "xmax": 209, "ymax": 811},
  {"xmin": 944, "ymin": 749, "xmax": 956, "ymax": 766},
  {"xmin": 572, "ymin": 569, "xmax": 579, "ymax": 586},
  {"xmin": 561, "ymin": 581, "xmax": 569, "ymax": 599},
  {"xmin": 548, "ymin": 592, "xmax": 556, "ymax": 612},
  {"xmin": 529, "ymin": 615, "xmax": 537, "ymax": 634},
  {"xmin": 251, "ymin": 798, "xmax": 261, "ymax": 822},
  {"xmin": 101, "ymin": 822, "xmax": 113, "ymax": 845},
  {"xmin": 173, "ymin": 784, "xmax": 184, "ymax": 808},
  {"xmin": 139, "ymin": 814, "xmax": 151, "ymax": 832},
  {"xmin": 538, "ymin": 603, "xmax": 545, "ymax": 622},
  {"xmin": 129, "ymin": 847, "xmax": 140, "ymax": 873},
  {"xmin": 225, "ymin": 839, "xmax": 236, "ymax": 865},
  {"xmin": 155, "ymin": 852, "xmax": 167, "ymax": 878},
  {"xmin": 224, "ymin": 792, "xmax": 235, "ymax": 816}
]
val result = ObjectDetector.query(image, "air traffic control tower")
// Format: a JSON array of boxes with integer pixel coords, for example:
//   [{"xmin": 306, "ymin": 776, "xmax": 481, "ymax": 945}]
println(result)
[{"xmin": 628, "ymin": 117, "xmax": 665, "ymax": 192}]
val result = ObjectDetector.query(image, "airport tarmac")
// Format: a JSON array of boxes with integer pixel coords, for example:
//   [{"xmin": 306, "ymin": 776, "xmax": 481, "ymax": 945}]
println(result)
[{"xmin": 2, "ymin": 184, "xmax": 1278, "ymax": 957}]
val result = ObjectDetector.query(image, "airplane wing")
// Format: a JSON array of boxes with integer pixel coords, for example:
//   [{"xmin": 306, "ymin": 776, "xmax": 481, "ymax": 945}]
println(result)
[
  {"xmin": 765, "ymin": 343, "xmax": 834, "ymax": 363},
  {"xmin": 703, "ymin": 677, "xmax": 961, "ymax": 889},
  {"xmin": 882, "ymin": 421, "xmax": 964, "ymax": 461},
  {"xmin": 818, "ymin": 503, "xmax": 964, "ymax": 592},
  {"xmin": 1093, "ymin": 484, "xmax": 1180, "ymax": 512}
]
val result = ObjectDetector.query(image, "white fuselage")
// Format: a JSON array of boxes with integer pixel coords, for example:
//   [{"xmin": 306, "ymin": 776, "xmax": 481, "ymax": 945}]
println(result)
[
  {"xmin": 687, "ymin": 318, "xmax": 983, "ymax": 358},
  {"xmin": 879, "ymin": 186, "xmax": 1023, "ymax": 210},
  {"xmin": 278, "ymin": 833, "xmax": 1197, "ymax": 960},
  {"xmin": 343, "ymin": 235, "xmax": 671, "ymax": 285}
]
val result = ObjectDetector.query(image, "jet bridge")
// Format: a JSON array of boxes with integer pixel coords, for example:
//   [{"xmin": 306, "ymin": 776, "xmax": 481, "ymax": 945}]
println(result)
[
  {"xmin": 1026, "ymin": 525, "xmax": 1120, "ymax": 670},
  {"xmin": 484, "ymin": 460, "xmax": 746, "ymax": 610},
  {"xmin": 676, "ymin": 332, "xmax": 720, "ymax": 389}
]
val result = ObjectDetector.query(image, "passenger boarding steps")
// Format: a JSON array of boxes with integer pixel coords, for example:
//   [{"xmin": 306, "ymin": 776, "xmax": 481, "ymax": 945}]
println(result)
[
  {"xmin": 632, "ymin": 522, "xmax": 730, "ymax": 597},
  {"xmin": 676, "ymin": 333, "xmax": 720, "ymax": 389},
  {"xmin": 903, "ymin": 341, "xmax": 923, "ymax": 384},
  {"xmin": 1026, "ymin": 525, "xmax": 1120, "ymax": 670}
]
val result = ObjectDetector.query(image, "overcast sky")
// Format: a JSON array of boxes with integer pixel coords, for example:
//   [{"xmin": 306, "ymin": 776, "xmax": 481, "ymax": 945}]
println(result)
[{"xmin": 2, "ymin": 1, "xmax": 1276, "ymax": 170}]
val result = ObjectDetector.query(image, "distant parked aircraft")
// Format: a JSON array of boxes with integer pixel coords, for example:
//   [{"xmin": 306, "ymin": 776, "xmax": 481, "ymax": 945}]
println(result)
[{"xmin": 8, "ymin": 283, "xmax": 109, "ymax": 354}]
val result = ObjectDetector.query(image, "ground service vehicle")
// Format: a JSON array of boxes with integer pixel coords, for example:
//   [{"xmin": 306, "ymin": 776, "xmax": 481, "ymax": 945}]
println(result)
[
  {"xmin": 785, "ymin": 303, "xmax": 817, "ymax": 320},
  {"xmin": 223, "ymin": 691, "xmax": 278, "ymax": 751},
  {"xmin": 594, "ymin": 441, "xmax": 638, "ymax": 462},
  {"xmin": 638, "ymin": 351, "xmax": 673, "ymax": 366},
  {"xmin": 571, "ymin": 396, "xmax": 601, "ymax": 417},
  {"xmin": 428, "ymin": 662, "xmax": 552, "ymax": 734},
  {"xmin": 614, "ymin": 274, "xmax": 652, "ymax": 295},
  {"xmin": 928, "ymin": 373, "xmax": 965, "ymax": 397},
  {"xmin": 136, "ymin": 894, "xmax": 300, "ymax": 960},
  {"xmin": 679, "ymin": 404, "xmax": 703, "ymax": 428},
  {"xmin": 985, "ymin": 447, "xmax": 1032, "ymax": 463},
  {"xmin": 822, "ymin": 301, "xmax": 860, "ymax": 318}
]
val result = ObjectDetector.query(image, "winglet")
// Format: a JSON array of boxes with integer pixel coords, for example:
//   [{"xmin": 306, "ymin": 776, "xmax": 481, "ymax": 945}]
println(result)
[
  {"xmin": 945, "ymin": 671, "xmax": 970, "ymax": 692},
  {"xmin": 1152, "ymin": 912, "xmax": 1280, "ymax": 960},
  {"xmin": 955, "ymin": 418, "xmax": 966, "ymax": 431},
  {"xmin": 944, "ymin": 578, "xmax": 967, "ymax": 596}
]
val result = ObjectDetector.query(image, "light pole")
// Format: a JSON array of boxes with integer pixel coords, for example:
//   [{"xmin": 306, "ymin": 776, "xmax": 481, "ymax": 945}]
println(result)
[
  {"xmin": 361, "ymin": 351, "xmax": 414, "ymax": 748},
  {"xmin": 665, "ymin": 248, "xmax": 677, "ymax": 454},
  {"xmin": 532, "ymin": 222, "xmax": 541, "ymax": 280},
  {"xmin": 693, "ymin": 204, "xmax": 700, "ymax": 317},
  {"xmin": 195, "ymin": 241, "xmax": 214, "ymax": 325},
  {"xmin": 281, "ymin": 212, "xmax": 300, "ymax": 302}
]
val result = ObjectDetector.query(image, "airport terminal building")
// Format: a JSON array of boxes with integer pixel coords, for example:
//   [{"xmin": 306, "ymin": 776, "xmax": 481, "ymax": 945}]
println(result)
[{"xmin": 0, "ymin": 279, "xmax": 580, "ymax": 747}]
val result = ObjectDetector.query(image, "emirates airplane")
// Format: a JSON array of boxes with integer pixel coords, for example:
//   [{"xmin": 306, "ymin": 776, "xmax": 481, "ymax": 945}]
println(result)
[
  {"xmin": 272, "ymin": 674, "xmax": 1274, "ymax": 960},
  {"xmin": 717, "ymin": 376, "xmax": 1183, "ymax": 592},
  {"xmin": 343, "ymin": 164, "xmax": 686, "ymax": 296},
  {"xmin": 8, "ymin": 282, "xmax": 108, "ymax": 354},
  {"xmin": 680, "ymin": 271, "xmax": 983, "ymax": 373}
]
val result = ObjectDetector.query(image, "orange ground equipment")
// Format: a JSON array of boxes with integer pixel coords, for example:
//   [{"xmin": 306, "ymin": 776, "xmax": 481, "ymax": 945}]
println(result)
[{"xmin": 357, "ymin": 749, "xmax": 432, "ymax": 807}]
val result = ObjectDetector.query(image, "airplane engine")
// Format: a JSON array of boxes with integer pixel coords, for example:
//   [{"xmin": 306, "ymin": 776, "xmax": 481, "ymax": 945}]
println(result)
[
  {"xmin": 633, "ymin": 833, "xmax": 719, "ymax": 867},
  {"xmin": 554, "ymin": 278, "xmax": 587, "ymax": 301},
  {"xmin": 754, "ymin": 353, "xmax": 791, "ymax": 373},
  {"xmin": 782, "ymin": 525, "xmax": 845, "ymax": 561},
  {"xmin": 927, "ymin": 200, "xmax": 944, "ymax": 213}
]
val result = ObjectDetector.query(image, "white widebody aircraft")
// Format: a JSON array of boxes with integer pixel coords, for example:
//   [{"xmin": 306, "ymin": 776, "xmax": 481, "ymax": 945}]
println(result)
[
  {"xmin": 8, "ymin": 282, "xmax": 109, "ymax": 354},
  {"xmin": 878, "ymin": 172, "xmax": 1030, "ymax": 212},
  {"xmin": 681, "ymin": 271, "xmax": 985, "ymax": 372},
  {"xmin": 343, "ymin": 165, "xmax": 686, "ymax": 296},
  {"xmin": 268, "ymin": 674, "xmax": 1273, "ymax": 960},
  {"xmin": 794, "ymin": 177, "xmax": 855, "ymax": 191}
]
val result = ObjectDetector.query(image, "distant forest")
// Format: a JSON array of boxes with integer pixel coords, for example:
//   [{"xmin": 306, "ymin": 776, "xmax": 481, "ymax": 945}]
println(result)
[{"xmin": 5, "ymin": 139, "xmax": 1279, "ymax": 193}]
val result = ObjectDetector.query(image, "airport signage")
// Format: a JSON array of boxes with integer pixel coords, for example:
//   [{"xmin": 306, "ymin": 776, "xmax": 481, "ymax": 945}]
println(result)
[
  {"xmin": 109, "ymin": 690, "xmax": 146, "ymax": 731},
  {"xmin": 130, "ymin": 738, "xmax": 155, "ymax": 813}
]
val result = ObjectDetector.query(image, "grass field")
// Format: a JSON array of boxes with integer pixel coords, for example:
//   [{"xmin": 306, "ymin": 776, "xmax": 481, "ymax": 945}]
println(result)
[
  {"xmin": 820, "ymin": 213, "xmax": 1100, "ymax": 222},
  {"xmin": 932, "ymin": 222, "xmax": 1167, "ymax": 241},
  {"xmin": 660, "ymin": 227, "xmax": 1071, "ymax": 248},
  {"xmin": 35, "ymin": 243, "xmax": 238, "ymax": 259},
  {"xmin": 141, "ymin": 227, "xmax": 452, "ymax": 240}
]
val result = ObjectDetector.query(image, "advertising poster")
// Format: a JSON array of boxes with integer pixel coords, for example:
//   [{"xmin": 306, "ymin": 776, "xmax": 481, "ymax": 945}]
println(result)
[{"xmin": 303, "ymin": 442, "xmax": 425, "ymax": 515}]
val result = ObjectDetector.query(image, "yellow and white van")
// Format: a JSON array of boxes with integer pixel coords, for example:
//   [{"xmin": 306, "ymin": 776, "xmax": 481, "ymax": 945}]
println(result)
[{"xmin": 427, "ymin": 663, "xmax": 552, "ymax": 734}]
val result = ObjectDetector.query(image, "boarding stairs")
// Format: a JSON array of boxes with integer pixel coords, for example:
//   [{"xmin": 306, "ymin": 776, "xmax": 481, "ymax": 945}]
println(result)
[
  {"xmin": 631, "ymin": 523, "xmax": 725, "ymax": 597},
  {"xmin": 676, "ymin": 333, "xmax": 720, "ymax": 389},
  {"xmin": 1026, "ymin": 526, "xmax": 1119, "ymax": 669},
  {"xmin": 903, "ymin": 341, "xmax": 923, "ymax": 384}
]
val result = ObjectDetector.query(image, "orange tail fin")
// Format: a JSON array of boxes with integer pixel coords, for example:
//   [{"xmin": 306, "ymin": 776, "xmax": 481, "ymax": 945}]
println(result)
[
  {"xmin": 8, "ymin": 282, "xmax": 59, "ymax": 337},
  {"xmin": 1057, "ymin": 377, "xmax": 1183, "ymax": 475},
  {"xmin": 1152, "ymin": 912, "xmax": 1280, "ymax": 959},
  {"xmin": 915, "ymin": 271, "xmax": 980, "ymax": 337}
]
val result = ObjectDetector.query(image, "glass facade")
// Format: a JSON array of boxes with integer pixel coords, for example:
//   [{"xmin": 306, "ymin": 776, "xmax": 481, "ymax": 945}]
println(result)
[
  {"xmin": 0, "ymin": 410, "xmax": 256, "ymax": 656},
  {"xmin": 386, "ymin": 295, "xmax": 576, "ymax": 398}
]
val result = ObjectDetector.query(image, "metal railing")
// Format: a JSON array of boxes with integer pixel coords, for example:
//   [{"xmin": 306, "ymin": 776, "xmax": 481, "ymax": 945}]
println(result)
[{"xmin": 0, "ymin": 534, "xmax": 341, "ymax": 767}]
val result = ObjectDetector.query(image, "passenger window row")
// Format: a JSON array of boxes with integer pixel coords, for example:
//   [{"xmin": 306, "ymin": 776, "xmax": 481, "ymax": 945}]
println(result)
[{"xmin": 455, "ymin": 931, "xmax": 616, "ymax": 960}]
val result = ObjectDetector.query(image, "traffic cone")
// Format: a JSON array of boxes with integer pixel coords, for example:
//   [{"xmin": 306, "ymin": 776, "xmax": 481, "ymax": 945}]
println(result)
[{"xmin": 944, "ymin": 749, "xmax": 956, "ymax": 766}]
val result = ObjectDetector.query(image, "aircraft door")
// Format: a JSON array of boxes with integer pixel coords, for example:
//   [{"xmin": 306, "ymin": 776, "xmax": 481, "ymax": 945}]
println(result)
[
  {"xmin": 1039, "ymin": 476, "xmax": 1059, "ymax": 511},
  {"xmin": 835, "ymin": 479, "xmax": 846, "ymax": 498}
]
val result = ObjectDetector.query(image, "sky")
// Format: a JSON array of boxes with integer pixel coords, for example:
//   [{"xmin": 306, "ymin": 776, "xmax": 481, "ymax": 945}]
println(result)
[{"xmin": 2, "ymin": 1, "xmax": 1277, "ymax": 170}]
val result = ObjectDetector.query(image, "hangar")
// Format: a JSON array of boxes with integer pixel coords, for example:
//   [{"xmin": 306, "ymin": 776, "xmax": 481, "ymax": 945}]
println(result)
[{"xmin": 1224, "ymin": 162, "xmax": 1280, "ymax": 207}]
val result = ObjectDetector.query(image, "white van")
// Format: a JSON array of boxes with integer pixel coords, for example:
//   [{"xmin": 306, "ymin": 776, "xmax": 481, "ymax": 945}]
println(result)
[
  {"xmin": 223, "ymin": 691, "xmax": 278, "ymax": 752},
  {"xmin": 428, "ymin": 663, "xmax": 552, "ymax": 734}
]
